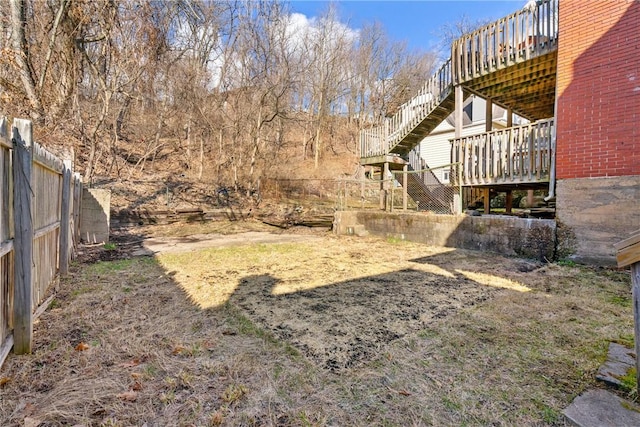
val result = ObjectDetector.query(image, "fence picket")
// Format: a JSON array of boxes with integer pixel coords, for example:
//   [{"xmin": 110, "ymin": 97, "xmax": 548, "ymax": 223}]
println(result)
[
  {"xmin": 0, "ymin": 117, "xmax": 82, "ymax": 362},
  {"xmin": 12, "ymin": 119, "xmax": 34, "ymax": 355}
]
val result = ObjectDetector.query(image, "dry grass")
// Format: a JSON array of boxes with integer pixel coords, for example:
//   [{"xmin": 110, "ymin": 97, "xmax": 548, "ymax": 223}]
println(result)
[
  {"xmin": 0, "ymin": 222, "xmax": 633, "ymax": 426},
  {"xmin": 133, "ymin": 219, "xmax": 281, "ymax": 238}
]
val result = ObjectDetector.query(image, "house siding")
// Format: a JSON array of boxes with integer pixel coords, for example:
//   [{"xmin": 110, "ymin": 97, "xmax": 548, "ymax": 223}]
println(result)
[
  {"xmin": 420, "ymin": 120, "xmax": 506, "ymax": 183},
  {"xmin": 555, "ymin": 0, "xmax": 640, "ymax": 179}
]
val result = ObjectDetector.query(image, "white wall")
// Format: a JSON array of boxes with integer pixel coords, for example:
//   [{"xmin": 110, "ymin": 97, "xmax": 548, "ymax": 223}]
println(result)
[{"xmin": 419, "ymin": 95, "xmax": 508, "ymax": 183}]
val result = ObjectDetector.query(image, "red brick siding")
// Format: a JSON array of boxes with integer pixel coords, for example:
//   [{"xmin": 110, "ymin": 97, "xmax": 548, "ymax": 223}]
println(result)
[{"xmin": 555, "ymin": 0, "xmax": 640, "ymax": 179}]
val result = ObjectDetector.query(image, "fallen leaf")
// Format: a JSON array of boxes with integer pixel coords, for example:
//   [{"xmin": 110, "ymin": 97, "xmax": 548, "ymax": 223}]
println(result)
[
  {"xmin": 0, "ymin": 377, "xmax": 10, "ymax": 387},
  {"xmin": 23, "ymin": 401, "xmax": 35, "ymax": 416},
  {"xmin": 131, "ymin": 372, "xmax": 142, "ymax": 379},
  {"xmin": 75, "ymin": 342, "xmax": 90, "ymax": 351},
  {"xmin": 117, "ymin": 390, "xmax": 138, "ymax": 402},
  {"xmin": 131, "ymin": 381, "xmax": 143, "ymax": 391},
  {"xmin": 24, "ymin": 417, "xmax": 41, "ymax": 427},
  {"xmin": 387, "ymin": 386, "xmax": 412, "ymax": 396},
  {"xmin": 172, "ymin": 345, "xmax": 185, "ymax": 355},
  {"xmin": 120, "ymin": 358, "xmax": 141, "ymax": 368}
]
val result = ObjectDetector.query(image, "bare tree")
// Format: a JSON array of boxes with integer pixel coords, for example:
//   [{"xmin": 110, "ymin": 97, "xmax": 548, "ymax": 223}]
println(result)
[{"xmin": 0, "ymin": 0, "xmax": 441, "ymax": 190}]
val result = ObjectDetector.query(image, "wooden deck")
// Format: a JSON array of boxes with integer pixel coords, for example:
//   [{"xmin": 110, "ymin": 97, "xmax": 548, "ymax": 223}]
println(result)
[
  {"xmin": 451, "ymin": 0, "xmax": 558, "ymax": 120},
  {"xmin": 360, "ymin": 0, "xmax": 559, "ymax": 187},
  {"xmin": 452, "ymin": 0, "xmax": 558, "ymax": 84},
  {"xmin": 452, "ymin": 118, "xmax": 554, "ymax": 187}
]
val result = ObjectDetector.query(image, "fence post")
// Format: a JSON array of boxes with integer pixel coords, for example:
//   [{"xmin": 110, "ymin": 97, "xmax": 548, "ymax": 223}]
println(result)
[
  {"xmin": 454, "ymin": 163, "xmax": 463, "ymax": 214},
  {"xmin": 615, "ymin": 232, "xmax": 640, "ymax": 399},
  {"xmin": 12, "ymin": 119, "xmax": 33, "ymax": 354},
  {"xmin": 360, "ymin": 173, "xmax": 365, "ymax": 209},
  {"xmin": 59, "ymin": 160, "xmax": 72, "ymax": 275},
  {"xmin": 72, "ymin": 173, "xmax": 82, "ymax": 250},
  {"xmin": 632, "ymin": 262, "xmax": 640, "ymax": 400},
  {"xmin": 390, "ymin": 176, "xmax": 394, "ymax": 212},
  {"xmin": 343, "ymin": 179, "xmax": 348, "ymax": 210},
  {"xmin": 402, "ymin": 164, "xmax": 408, "ymax": 211}
]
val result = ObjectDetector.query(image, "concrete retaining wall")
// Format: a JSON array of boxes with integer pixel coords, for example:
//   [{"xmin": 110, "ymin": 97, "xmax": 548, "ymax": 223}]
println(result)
[
  {"xmin": 334, "ymin": 211, "xmax": 556, "ymax": 261},
  {"xmin": 80, "ymin": 188, "xmax": 111, "ymax": 244},
  {"xmin": 556, "ymin": 175, "xmax": 640, "ymax": 265}
]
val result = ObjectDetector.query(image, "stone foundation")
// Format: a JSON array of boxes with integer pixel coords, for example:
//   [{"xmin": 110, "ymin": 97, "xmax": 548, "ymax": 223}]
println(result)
[
  {"xmin": 556, "ymin": 175, "xmax": 640, "ymax": 265},
  {"xmin": 334, "ymin": 211, "xmax": 556, "ymax": 261}
]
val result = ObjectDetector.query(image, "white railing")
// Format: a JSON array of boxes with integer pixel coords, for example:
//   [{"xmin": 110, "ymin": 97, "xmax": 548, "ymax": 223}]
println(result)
[
  {"xmin": 452, "ymin": 0, "xmax": 558, "ymax": 84},
  {"xmin": 360, "ymin": 58, "xmax": 452, "ymax": 158},
  {"xmin": 451, "ymin": 118, "xmax": 554, "ymax": 186}
]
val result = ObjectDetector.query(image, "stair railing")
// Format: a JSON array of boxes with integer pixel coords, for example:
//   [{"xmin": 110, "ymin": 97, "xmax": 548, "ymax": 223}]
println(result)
[{"xmin": 360, "ymin": 58, "xmax": 452, "ymax": 158}]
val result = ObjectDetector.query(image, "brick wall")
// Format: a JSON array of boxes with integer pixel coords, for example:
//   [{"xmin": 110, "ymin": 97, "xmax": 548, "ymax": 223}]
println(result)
[{"xmin": 555, "ymin": 0, "xmax": 640, "ymax": 179}]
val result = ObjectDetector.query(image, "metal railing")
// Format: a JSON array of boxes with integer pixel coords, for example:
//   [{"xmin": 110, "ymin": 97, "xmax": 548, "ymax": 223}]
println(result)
[
  {"xmin": 451, "ymin": 118, "xmax": 554, "ymax": 186},
  {"xmin": 452, "ymin": 0, "xmax": 559, "ymax": 84}
]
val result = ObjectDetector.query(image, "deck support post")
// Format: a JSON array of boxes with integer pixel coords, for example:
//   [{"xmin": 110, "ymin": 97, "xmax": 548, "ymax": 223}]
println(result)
[
  {"xmin": 454, "ymin": 85, "xmax": 463, "ymax": 139},
  {"xmin": 483, "ymin": 188, "xmax": 491, "ymax": 215},
  {"xmin": 507, "ymin": 107, "xmax": 513, "ymax": 127},
  {"xmin": 505, "ymin": 190, "xmax": 513, "ymax": 214},
  {"xmin": 380, "ymin": 162, "xmax": 390, "ymax": 211},
  {"xmin": 527, "ymin": 189, "xmax": 535, "ymax": 207},
  {"xmin": 486, "ymin": 97, "xmax": 493, "ymax": 132},
  {"xmin": 402, "ymin": 164, "xmax": 408, "ymax": 211}
]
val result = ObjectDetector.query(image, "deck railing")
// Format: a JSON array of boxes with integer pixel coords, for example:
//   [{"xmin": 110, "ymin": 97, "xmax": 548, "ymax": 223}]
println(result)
[
  {"xmin": 452, "ymin": 0, "xmax": 558, "ymax": 84},
  {"xmin": 360, "ymin": 59, "xmax": 452, "ymax": 158},
  {"xmin": 451, "ymin": 118, "xmax": 554, "ymax": 186}
]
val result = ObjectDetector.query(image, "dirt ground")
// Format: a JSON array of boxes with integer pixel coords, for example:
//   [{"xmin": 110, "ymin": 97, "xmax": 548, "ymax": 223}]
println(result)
[
  {"xmin": 0, "ymin": 220, "xmax": 633, "ymax": 426},
  {"xmin": 143, "ymin": 230, "xmax": 505, "ymax": 372}
]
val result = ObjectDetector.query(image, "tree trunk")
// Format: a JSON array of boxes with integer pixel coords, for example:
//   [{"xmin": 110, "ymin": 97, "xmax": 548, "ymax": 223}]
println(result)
[
  {"xmin": 314, "ymin": 91, "xmax": 324, "ymax": 169},
  {"xmin": 10, "ymin": 0, "xmax": 44, "ymax": 122},
  {"xmin": 85, "ymin": 90, "xmax": 111, "ymax": 181},
  {"xmin": 185, "ymin": 115, "xmax": 192, "ymax": 170},
  {"xmin": 198, "ymin": 135, "xmax": 204, "ymax": 180}
]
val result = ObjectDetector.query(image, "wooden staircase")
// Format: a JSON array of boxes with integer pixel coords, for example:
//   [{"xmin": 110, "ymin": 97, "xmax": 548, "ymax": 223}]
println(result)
[
  {"xmin": 361, "ymin": 0, "xmax": 558, "ymax": 161},
  {"xmin": 360, "ymin": 59, "xmax": 456, "ymax": 161},
  {"xmin": 390, "ymin": 92, "xmax": 456, "ymax": 156},
  {"xmin": 401, "ymin": 150, "xmax": 452, "ymax": 213}
]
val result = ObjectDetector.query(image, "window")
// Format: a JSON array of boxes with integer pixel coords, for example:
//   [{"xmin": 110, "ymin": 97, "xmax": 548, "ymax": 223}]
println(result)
[{"xmin": 442, "ymin": 169, "xmax": 450, "ymax": 183}]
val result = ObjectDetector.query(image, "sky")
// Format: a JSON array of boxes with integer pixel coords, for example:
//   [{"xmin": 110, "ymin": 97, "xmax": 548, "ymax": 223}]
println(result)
[{"xmin": 289, "ymin": 1, "xmax": 526, "ymax": 52}]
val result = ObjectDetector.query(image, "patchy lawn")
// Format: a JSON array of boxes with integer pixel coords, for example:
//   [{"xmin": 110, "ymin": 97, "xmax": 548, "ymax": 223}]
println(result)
[{"xmin": 0, "ymin": 221, "xmax": 633, "ymax": 426}]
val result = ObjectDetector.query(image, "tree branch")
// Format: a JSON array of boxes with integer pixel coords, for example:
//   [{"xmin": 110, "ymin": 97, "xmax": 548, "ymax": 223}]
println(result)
[{"xmin": 38, "ymin": 0, "xmax": 69, "ymax": 93}]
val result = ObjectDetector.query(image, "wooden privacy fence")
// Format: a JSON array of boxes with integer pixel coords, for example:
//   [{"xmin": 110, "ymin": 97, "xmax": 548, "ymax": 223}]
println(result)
[
  {"xmin": 0, "ymin": 117, "xmax": 82, "ymax": 367},
  {"xmin": 615, "ymin": 231, "xmax": 640, "ymax": 398}
]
